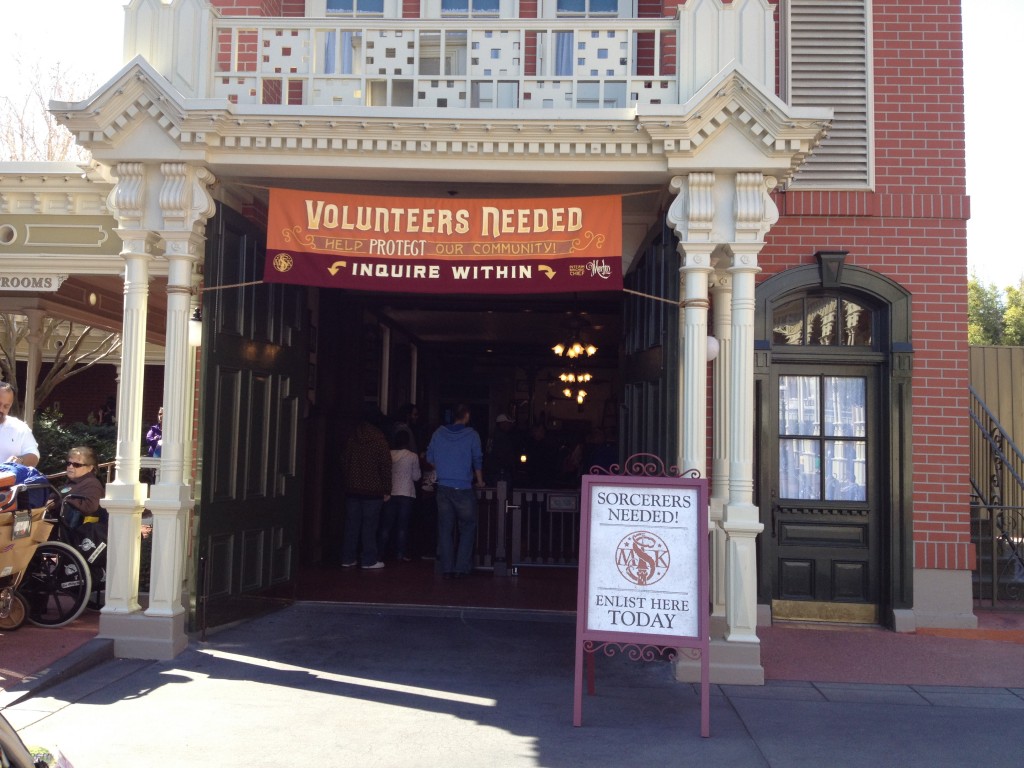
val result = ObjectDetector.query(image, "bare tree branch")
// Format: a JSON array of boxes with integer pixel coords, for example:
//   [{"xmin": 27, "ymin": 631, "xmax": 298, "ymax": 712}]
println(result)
[
  {"xmin": 35, "ymin": 323, "xmax": 121, "ymax": 406},
  {"xmin": 0, "ymin": 55, "xmax": 93, "ymax": 162},
  {"xmin": 1, "ymin": 315, "xmax": 121, "ymax": 416}
]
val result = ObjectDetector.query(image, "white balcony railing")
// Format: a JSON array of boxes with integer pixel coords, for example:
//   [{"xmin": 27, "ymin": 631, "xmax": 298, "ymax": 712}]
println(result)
[
  {"xmin": 123, "ymin": 0, "xmax": 776, "ymax": 111},
  {"xmin": 212, "ymin": 19, "xmax": 679, "ymax": 110}
]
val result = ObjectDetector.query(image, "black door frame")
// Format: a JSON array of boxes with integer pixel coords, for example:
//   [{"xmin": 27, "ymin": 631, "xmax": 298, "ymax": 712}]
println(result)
[{"xmin": 753, "ymin": 257, "xmax": 914, "ymax": 628}]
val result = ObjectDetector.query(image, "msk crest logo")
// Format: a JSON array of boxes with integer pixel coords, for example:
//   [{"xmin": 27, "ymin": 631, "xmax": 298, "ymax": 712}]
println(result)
[{"xmin": 614, "ymin": 530, "xmax": 670, "ymax": 586}]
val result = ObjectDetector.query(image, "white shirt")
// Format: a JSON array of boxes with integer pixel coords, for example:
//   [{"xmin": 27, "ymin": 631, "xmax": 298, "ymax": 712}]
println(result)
[
  {"xmin": 0, "ymin": 415, "xmax": 40, "ymax": 462},
  {"xmin": 390, "ymin": 448, "xmax": 422, "ymax": 498}
]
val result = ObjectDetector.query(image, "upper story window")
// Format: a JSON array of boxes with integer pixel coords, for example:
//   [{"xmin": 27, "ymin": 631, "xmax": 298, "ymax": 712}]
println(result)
[
  {"xmin": 326, "ymin": 0, "xmax": 385, "ymax": 14},
  {"xmin": 557, "ymin": 0, "xmax": 618, "ymax": 15},
  {"xmin": 441, "ymin": 0, "xmax": 500, "ymax": 15},
  {"xmin": 537, "ymin": 0, "xmax": 626, "ymax": 18}
]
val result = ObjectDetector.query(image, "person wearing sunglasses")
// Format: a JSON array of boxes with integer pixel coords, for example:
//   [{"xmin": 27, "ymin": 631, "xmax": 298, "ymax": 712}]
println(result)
[{"xmin": 51, "ymin": 446, "xmax": 105, "ymax": 529}]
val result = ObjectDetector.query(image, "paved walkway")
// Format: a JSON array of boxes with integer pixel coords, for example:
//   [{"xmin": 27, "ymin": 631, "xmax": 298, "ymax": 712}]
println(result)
[{"xmin": 3, "ymin": 603, "xmax": 1024, "ymax": 767}]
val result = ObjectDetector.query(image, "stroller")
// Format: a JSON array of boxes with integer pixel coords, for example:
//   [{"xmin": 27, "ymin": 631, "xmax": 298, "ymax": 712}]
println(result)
[{"xmin": 0, "ymin": 464, "xmax": 105, "ymax": 630}]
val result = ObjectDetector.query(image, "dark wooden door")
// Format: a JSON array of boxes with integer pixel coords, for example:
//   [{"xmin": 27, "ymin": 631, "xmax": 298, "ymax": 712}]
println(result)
[
  {"xmin": 621, "ymin": 225, "xmax": 678, "ymax": 464},
  {"xmin": 766, "ymin": 364, "xmax": 881, "ymax": 623},
  {"xmin": 195, "ymin": 203, "xmax": 307, "ymax": 629}
]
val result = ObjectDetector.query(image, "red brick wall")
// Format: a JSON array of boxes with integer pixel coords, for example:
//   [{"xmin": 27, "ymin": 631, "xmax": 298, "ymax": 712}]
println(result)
[
  {"xmin": 521, "ymin": 1, "xmax": 538, "ymax": 75},
  {"xmin": 32, "ymin": 363, "xmax": 117, "ymax": 424},
  {"xmin": 33, "ymin": 362, "xmax": 165, "ymax": 446},
  {"xmin": 212, "ymin": 0, "xmax": 267, "ymax": 15},
  {"xmin": 763, "ymin": 0, "xmax": 970, "ymax": 573}
]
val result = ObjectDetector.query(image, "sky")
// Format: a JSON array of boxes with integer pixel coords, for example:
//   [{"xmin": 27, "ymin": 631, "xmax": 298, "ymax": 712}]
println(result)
[{"xmin": 1, "ymin": 1, "xmax": 1020, "ymax": 290}]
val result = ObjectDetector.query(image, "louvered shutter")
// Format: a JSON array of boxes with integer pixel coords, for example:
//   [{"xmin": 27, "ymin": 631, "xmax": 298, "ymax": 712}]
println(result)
[{"xmin": 783, "ymin": 0, "xmax": 872, "ymax": 189}]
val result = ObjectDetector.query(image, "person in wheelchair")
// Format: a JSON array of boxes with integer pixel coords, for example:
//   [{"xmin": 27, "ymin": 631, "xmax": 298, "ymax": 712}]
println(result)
[
  {"xmin": 47, "ymin": 445, "xmax": 108, "ymax": 608},
  {"xmin": 48, "ymin": 447, "xmax": 105, "ymax": 526}
]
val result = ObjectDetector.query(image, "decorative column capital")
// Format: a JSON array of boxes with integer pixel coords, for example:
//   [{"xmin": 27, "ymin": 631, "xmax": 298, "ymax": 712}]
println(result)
[
  {"xmin": 668, "ymin": 173, "xmax": 716, "ymax": 243},
  {"xmin": 113, "ymin": 229, "xmax": 162, "ymax": 259},
  {"xmin": 107, "ymin": 162, "xmax": 148, "ymax": 228},
  {"xmin": 160, "ymin": 231, "xmax": 207, "ymax": 262},
  {"xmin": 726, "ymin": 243, "xmax": 762, "ymax": 275},
  {"xmin": 734, "ymin": 172, "xmax": 778, "ymax": 243},
  {"xmin": 678, "ymin": 242, "xmax": 717, "ymax": 273},
  {"xmin": 159, "ymin": 163, "xmax": 216, "ymax": 237},
  {"xmin": 711, "ymin": 271, "xmax": 733, "ymax": 292}
]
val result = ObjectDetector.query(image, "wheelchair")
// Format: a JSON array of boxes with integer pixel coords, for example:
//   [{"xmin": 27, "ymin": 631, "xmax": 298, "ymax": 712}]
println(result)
[{"xmin": 0, "ymin": 473, "xmax": 105, "ymax": 630}]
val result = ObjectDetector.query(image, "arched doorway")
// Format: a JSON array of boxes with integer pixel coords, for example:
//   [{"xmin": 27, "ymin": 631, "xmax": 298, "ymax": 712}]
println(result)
[{"xmin": 754, "ymin": 254, "xmax": 914, "ymax": 627}]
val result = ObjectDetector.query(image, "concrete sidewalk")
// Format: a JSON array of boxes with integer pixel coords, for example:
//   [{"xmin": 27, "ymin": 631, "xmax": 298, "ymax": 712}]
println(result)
[{"xmin": 3, "ymin": 603, "xmax": 1024, "ymax": 767}]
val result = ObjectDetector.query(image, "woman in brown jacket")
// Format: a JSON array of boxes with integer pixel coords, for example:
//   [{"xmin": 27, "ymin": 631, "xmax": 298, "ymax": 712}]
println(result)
[{"xmin": 340, "ymin": 406, "xmax": 392, "ymax": 569}]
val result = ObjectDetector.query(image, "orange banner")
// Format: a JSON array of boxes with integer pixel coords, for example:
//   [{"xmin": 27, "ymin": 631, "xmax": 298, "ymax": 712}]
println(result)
[{"xmin": 264, "ymin": 189, "xmax": 622, "ymax": 294}]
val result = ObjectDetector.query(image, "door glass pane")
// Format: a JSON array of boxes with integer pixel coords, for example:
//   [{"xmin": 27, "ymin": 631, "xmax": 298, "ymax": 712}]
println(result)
[
  {"xmin": 772, "ymin": 298, "xmax": 803, "ymax": 345},
  {"xmin": 780, "ymin": 438, "xmax": 820, "ymax": 499},
  {"xmin": 825, "ymin": 440, "xmax": 867, "ymax": 501},
  {"xmin": 806, "ymin": 296, "xmax": 838, "ymax": 345},
  {"xmin": 841, "ymin": 299, "xmax": 873, "ymax": 346},
  {"xmin": 823, "ymin": 377, "xmax": 865, "ymax": 437},
  {"xmin": 779, "ymin": 376, "xmax": 819, "ymax": 436}
]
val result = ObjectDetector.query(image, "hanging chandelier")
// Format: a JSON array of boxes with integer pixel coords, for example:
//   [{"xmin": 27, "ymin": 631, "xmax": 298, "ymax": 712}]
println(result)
[
  {"xmin": 551, "ymin": 339, "xmax": 598, "ymax": 359},
  {"xmin": 552, "ymin": 331, "xmax": 597, "ymax": 403}
]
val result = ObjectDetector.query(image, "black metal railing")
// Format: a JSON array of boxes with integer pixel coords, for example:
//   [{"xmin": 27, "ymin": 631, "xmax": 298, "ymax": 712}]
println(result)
[
  {"xmin": 474, "ymin": 481, "xmax": 581, "ymax": 575},
  {"xmin": 969, "ymin": 385, "xmax": 1024, "ymax": 606}
]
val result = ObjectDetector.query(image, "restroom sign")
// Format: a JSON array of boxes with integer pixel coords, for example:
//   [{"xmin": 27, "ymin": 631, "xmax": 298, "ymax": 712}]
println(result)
[{"xmin": 580, "ymin": 475, "xmax": 706, "ymax": 637}]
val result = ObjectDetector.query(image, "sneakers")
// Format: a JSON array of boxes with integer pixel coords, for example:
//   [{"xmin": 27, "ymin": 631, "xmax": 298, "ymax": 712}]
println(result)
[
  {"xmin": 340, "ymin": 561, "xmax": 358, "ymax": 568},
  {"xmin": 362, "ymin": 561, "xmax": 385, "ymax": 570}
]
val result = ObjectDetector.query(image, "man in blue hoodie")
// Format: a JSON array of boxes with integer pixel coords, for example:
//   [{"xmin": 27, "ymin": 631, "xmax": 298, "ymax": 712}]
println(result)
[{"xmin": 426, "ymin": 403, "xmax": 484, "ymax": 578}]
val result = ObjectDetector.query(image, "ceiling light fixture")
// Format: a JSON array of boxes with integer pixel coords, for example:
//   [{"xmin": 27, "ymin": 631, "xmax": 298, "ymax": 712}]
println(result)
[{"xmin": 552, "ymin": 321, "xmax": 596, "ymax": 404}]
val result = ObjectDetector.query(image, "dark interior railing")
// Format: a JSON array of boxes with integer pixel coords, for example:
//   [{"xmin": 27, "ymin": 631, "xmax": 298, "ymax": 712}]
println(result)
[{"xmin": 474, "ymin": 481, "xmax": 581, "ymax": 576}]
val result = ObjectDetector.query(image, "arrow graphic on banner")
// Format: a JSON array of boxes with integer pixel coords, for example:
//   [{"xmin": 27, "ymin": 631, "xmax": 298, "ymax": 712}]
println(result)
[
  {"xmin": 537, "ymin": 265, "xmax": 556, "ymax": 279},
  {"xmin": 327, "ymin": 261, "xmax": 347, "ymax": 276}
]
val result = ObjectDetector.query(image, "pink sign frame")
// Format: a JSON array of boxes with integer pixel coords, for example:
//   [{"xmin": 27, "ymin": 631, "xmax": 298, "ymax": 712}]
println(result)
[{"xmin": 572, "ymin": 466, "xmax": 710, "ymax": 737}]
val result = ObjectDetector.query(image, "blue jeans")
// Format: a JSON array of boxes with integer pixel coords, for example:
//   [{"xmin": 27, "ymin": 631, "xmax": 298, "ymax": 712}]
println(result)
[
  {"xmin": 379, "ymin": 494, "xmax": 415, "ymax": 559},
  {"xmin": 436, "ymin": 485, "xmax": 477, "ymax": 575},
  {"xmin": 341, "ymin": 496, "xmax": 384, "ymax": 566}
]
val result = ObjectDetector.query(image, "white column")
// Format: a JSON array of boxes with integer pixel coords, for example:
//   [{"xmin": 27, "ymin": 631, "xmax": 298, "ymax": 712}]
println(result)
[
  {"xmin": 709, "ymin": 273, "xmax": 732, "ymax": 617},
  {"xmin": 723, "ymin": 246, "xmax": 763, "ymax": 643},
  {"xmin": 144, "ymin": 264, "xmax": 192, "ymax": 618},
  {"xmin": 678, "ymin": 249, "xmax": 714, "ymax": 474},
  {"xmin": 146, "ymin": 163, "xmax": 215, "ymax": 618},
  {"xmin": 721, "ymin": 173, "xmax": 777, "ymax": 642},
  {"xmin": 21, "ymin": 309, "xmax": 45, "ymax": 427},
  {"xmin": 666, "ymin": 173, "xmax": 715, "ymax": 475},
  {"xmin": 101, "ymin": 163, "xmax": 155, "ymax": 618}
]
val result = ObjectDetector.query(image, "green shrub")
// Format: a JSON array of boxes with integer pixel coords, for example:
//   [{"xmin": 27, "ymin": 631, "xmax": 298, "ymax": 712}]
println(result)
[{"xmin": 32, "ymin": 406, "xmax": 117, "ymax": 475}]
